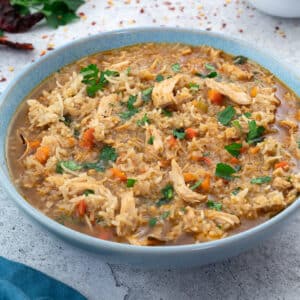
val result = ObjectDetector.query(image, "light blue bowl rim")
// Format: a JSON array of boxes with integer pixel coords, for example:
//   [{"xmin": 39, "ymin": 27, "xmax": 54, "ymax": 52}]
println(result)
[{"xmin": 0, "ymin": 27, "xmax": 299, "ymax": 255}]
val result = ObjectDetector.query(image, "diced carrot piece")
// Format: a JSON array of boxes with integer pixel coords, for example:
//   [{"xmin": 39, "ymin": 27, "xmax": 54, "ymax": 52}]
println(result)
[
  {"xmin": 240, "ymin": 146, "xmax": 248, "ymax": 154},
  {"xmin": 250, "ymin": 86, "xmax": 258, "ymax": 98},
  {"xmin": 98, "ymin": 227, "xmax": 113, "ymax": 241},
  {"xmin": 29, "ymin": 140, "xmax": 40, "ymax": 149},
  {"xmin": 68, "ymin": 137, "xmax": 76, "ymax": 147},
  {"xmin": 207, "ymin": 89, "xmax": 224, "ymax": 105},
  {"xmin": 79, "ymin": 128, "xmax": 95, "ymax": 149},
  {"xmin": 249, "ymin": 146, "xmax": 260, "ymax": 154},
  {"xmin": 199, "ymin": 156, "xmax": 212, "ymax": 165},
  {"xmin": 35, "ymin": 146, "xmax": 50, "ymax": 164},
  {"xmin": 185, "ymin": 128, "xmax": 197, "ymax": 139},
  {"xmin": 160, "ymin": 159, "xmax": 171, "ymax": 168},
  {"xmin": 168, "ymin": 136, "xmax": 177, "ymax": 148},
  {"xmin": 201, "ymin": 174, "xmax": 210, "ymax": 192},
  {"xmin": 274, "ymin": 161, "xmax": 289, "ymax": 170},
  {"xmin": 230, "ymin": 157, "xmax": 240, "ymax": 164},
  {"xmin": 296, "ymin": 109, "xmax": 300, "ymax": 121},
  {"xmin": 110, "ymin": 168, "xmax": 127, "ymax": 181},
  {"xmin": 183, "ymin": 172, "xmax": 198, "ymax": 182},
  {"xmin": 77, "ymin": 200, "xmax": 86, "ymax": 217}
]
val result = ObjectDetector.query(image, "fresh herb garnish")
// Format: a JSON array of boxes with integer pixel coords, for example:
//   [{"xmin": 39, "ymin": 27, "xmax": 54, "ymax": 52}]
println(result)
[
  {"xmin": 125, "ymin": 67, "xmax": 131, "ymax": 75},
  {"xmin": 56, "ymin": 160, "xmax": 82, "ymax": 174},
  {"xmin": 149, "ymin": 217, "xmax": 158, "ymax": 227},
  {"xmin": 196, "ymin": 63, "xmax": 218, "ymax": 78},
  {"xmin": 156, "ymin": 184, "xmax": 174, "ymax": 207},
  {"xmin": 162, "ymin": 108, "xmax": 173, "ymax": 117},
  {"xmin": 189, "ymin": 82, "xmax": 199, "ymax": 91},
  {"xmin": 297, "ymin": 141, "xmax": 300, "ymax": 149},
  {"xmin": 250, "ymin": 176, "xmax": 272, "ymax": 185},
  {"xmin": 84, "ymin": 189, "xmax": 95, "ymax": 196},
  {"xmin": 80, "ymin": 64, "xmax": 119, "ymax": 97},
  {"xmin": 206, "ymin": 200, "xmax": 222, "ymax": 211},
  {"xmin": 155, "ymin": 74, "xmax": 164, "ymax": 82},
  {"xmin": 148, "ymin": 136, "xmax": 154, "ymax": 145},
  {"xmin": 126, "ymin": 178, "xmax": 137, "ymax": 188},
  {"xmin": 137, "ymin": 114, "xmax": 150, "ymax": 126},
  {"xmin": 215, "ymin": 163, "xmax": 236, "ymax": 180},
  {"xmin": 8, "ymin": 0, "xmax": 84, "ymax": 31},
  {"xmin": 0, "ymin": 30, "xmax": 4, "ymax": 37},
  {"xmin": 99, "ymin": 145, "xmax": 118, "ymax": 163},
  {"xmin": 244, "ymin": 112, "xmax": 252, "ymax": 118},
  {"xmin": 217, "ymin": 106, "xmax": 236, "ymax": 126},
  {"xmin": 233, "ymin": 55, "xmax": 248, "ymax": 65},
  {"xmin": 173, "ymin": 128, "xmax": 186, "ymax": 140},
  {"xmin": 74, "ymin": 128, "xmax": 80, "ymax": 139},
  {"xmin": 56, "ymin": 145, "xmax": 117, "ymax": 174},
  {"xmin": 231, "ymin": 119, "xmax": 242, "ymax": 131},
  {"xmin": 171, "ymin": 63, "xmax": 181, "ymax": 73},
  {"xmin": 161, "ymin": 211, "xmax": 170, "ymax": 219},
  {"xmin": 224, "ymin": 143, "xmax": 242, "ymax": 158},
  {"xmin": 246, "ymin": 120, "xmax": 265, "ymax": 144},
  {"xmin": 232, "ymin": 187, "xmax": 241, "ymax": 195},
  {"xmin": 190, "ymin": 180, "xmax": 202, "ymax": 191},
  {"xmin": 141, "ymin": 87, "xmax": 153, "ymax": 102},
  {"xmin": 60, "ymin": 114, "xmax": 72, "ymax": 127},
  {"xmin": 120, "ymin": 95, "xmax": 139, "ymax": 120}
]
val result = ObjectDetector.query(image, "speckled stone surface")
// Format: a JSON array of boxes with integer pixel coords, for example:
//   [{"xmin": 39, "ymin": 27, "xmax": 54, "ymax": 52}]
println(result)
[{"xmin": 1, "ymin": 1, "xmax": 300, "ymax": 299}]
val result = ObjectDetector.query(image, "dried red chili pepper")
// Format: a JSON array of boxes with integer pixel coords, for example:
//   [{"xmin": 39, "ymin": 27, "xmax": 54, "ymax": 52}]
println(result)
[
  {"xmin": 0, "ymin": 0, "xmax": 44, "ymax": 33},
  {"xmin": 0, "ymin": 36, "xmax": 33, "ymax": 50}
]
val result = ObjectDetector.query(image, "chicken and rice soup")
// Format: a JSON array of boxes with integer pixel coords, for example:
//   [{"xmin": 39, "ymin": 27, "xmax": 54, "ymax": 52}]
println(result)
[{"xmin": 7, "ymin": 43, "xmax": 300, "ymax": 245}]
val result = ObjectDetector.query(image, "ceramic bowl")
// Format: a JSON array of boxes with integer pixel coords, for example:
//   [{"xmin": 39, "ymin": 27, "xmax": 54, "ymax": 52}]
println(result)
[
  {"xmin": 248, "ymin": 0, "xmax": 300, "ymax": 18},
  {"xmin": 0, "ymin": 28, "xmax": 299, "ymax": 268}
]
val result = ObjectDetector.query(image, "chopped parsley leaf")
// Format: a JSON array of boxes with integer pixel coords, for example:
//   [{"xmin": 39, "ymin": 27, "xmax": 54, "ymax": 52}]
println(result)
[
  {"xmin": 80, "ymin": 64, "xmax": 119, "ymax": 97},
  {"xmin": 99, "ymin": 145, "xmax": 118, "ymax": 163},
  {"xmin": 215, "ymin": 163, "xmax": 236, "ymax": 180},
  {"xmin": 190, "ymin": 180, "xmax": 202, "ymax": 191},
  {"xmin": 246, "ymin": 120, "xmax": 265, "ymax": 144},
  {"xmin": 171, "ymin": 63, "xmax": 181, "ymax": 73},
  {"xmin": 156, "ymin": 184, "xmax": 174, "ymax": 207},
  {"xmin": 250, "ymin": 176, "xmax": 272, "ymax": 185},
  {"xmin": 149, "ymin": 217, "xmax": 158, "ymax": 227},
  {"xmin": 120, "ymin": 95, "xmax": 139, "ymax": 120},
  {"xmin": 126, "ymin": 178, "xmax": 137, "ymax": 188},
  {"xmin": 141, "ymin": 87, "xmax": 153, "ymax": 102},
  {"xmin": 74, "ymin": 128, "xmax": 80, "ymax": 139},
  {"xmin": 137, "ymin": 114, "xmax": 150, "ymax": 126},
  {"xmin": 161, "ymin": 211, "xmax": 170, "ymax": 219},
  {"xmin": 156, "ymin": 74, "xmax": 164, "ymax": 82},
  {"xmin": 232, "ymin": 187, "xmax": 241, "ymax": 195},
  {"xmin": 231, "ymin": 119, "xmax": 242, "ymax": 130},
  {"xmin": 125, "ymin": 67, "xmax": 131, "ymax": 75},
  {"xmin": 56, "ymin": 160, "xmax": 82, "ymax": 174},
  {"xmin": 206, "ymin": 200, "xmax": 222, "ymax": 211},
  {"xmin": 244, "ymin": 112, "xmax": 252, "ymax": 118},
  {"xmin": 233, "ymin": 55, "xmax": 248, "ymax": 65},
  {"xmin": 162, "ymin": 108, "xmax": 173, "ymax": 117},
  {"xmin": 224, "ymin": 143, "xmax": 242, "ymax": 158},
  {"xmin": 173, "ymin": 128, "xmax": 186, "ymax": 140},
  {"xmin": 196, "ymin": 63, "xmax": 218, "ymax": 78},
  {"xmin": 84, "ymin": 189, "xmax": 95, "ymax": 196},
  {"xmin": 189, "ymin": 82, "xmax": 200, "ymax": 91},
  {"xmin": 60, "ymin": 114, "xmax": 72, "ymax": 127},
  {"xmin": 217, "ymin": 106, "xmax": 236, "ymax": 126},
  {"xmin": 205, "ymin": 63, "xmax": 216, "ymax": 71},
  {"xmin": 148, "ymin": 136, "xmax": 154, "ymax": 145}
]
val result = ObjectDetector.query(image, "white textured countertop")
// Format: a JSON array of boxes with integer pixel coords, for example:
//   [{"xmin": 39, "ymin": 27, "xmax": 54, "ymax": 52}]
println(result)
[{"xmin": 1, "ymin": 1, "xmax": 300, "ymax": 299}]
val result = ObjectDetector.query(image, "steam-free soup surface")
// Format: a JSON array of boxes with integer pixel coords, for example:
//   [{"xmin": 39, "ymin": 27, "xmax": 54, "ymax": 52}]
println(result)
[{"xmin": 7, "ymin": 43, "xmax": 300, "ymax": 245}]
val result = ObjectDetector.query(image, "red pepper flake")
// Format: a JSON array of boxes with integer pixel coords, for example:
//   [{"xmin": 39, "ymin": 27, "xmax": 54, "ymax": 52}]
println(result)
[
  {"xmin": 239, "ymin": 29, "xmax": 244, "ymax": 33},
  {"xmin": 0, "ymin": 77, "xmax": 6, "ymax": 82},
  {"xmin": 222, "ymin": 22, "xmax": 227, "ymax": 28},
  {"xmin": 40, "ymin": 50, "xmax": 46, "ymax": 56},
  {"xmin": 91, "ymin": 21, "xmax": 96, "ymax": 26},
  {"xmin": 140, "ymin": 8, "xmax": 145, "ymax": 13},
  {"xmin": 79, "ymin": 12, "xmax": 85, "ymax": 17},
  {"xmin": 41, "ymin": 35, "xmax": 48, "ymax": 39}
]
